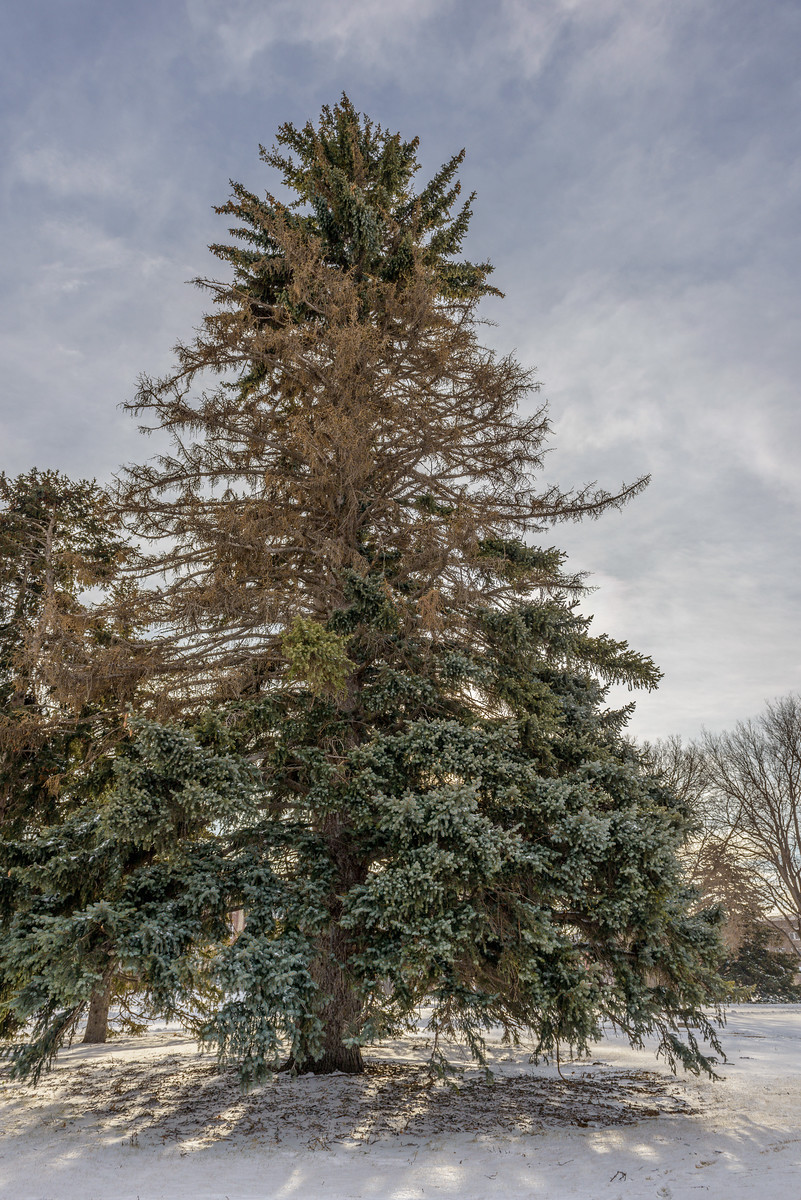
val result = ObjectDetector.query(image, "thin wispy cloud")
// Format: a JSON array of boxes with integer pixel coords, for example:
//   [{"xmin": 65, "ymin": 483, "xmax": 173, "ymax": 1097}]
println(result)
[
  {"xmin": 185, "ymin": 0, "xmax": 448, "ymax": 76},
  {"xmin": 13, "ymin": 147, "xmax": 125, "ymax": 198}
]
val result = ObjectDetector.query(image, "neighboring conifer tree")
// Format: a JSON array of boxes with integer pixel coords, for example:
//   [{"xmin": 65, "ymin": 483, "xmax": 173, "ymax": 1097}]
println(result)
[
  {"xmin": 719, "ymin": 922, "xmax": 801, "ymax": 1001},
  {"xmin": 0, "ymin": 715, "xmax": 253, "ymax": 1078},
  {"xmin": 0, "ymin": 471, "xmax": 138, "ymax": 1047},
  {"xmin": 0, "ymin": 470, "xmax": 126, "ymax": 825},
  {"xmin": 2, "ymin": 98, "xmax": 726, "ymax": 1081}
]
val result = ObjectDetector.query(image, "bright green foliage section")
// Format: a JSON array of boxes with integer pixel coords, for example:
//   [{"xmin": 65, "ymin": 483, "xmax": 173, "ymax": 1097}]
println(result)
[{"xmin": 281, "ymin": 616, "xmax": 353, "ymax": 698}]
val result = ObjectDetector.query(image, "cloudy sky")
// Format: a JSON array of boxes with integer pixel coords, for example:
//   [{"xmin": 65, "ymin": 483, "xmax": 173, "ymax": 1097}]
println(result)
[{"xmin": 2, "ymin": 0, "xmax": 799, "ymax": 740}]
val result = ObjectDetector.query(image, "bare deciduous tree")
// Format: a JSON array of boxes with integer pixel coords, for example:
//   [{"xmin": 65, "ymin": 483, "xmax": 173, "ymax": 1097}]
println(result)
[
  {"xmin": 642, "ymin": 735, "xmax": 767, "ymax": 949},
  {"xmin": 703, "ymin": 694, "xmax": 801, "ymax": 942}
]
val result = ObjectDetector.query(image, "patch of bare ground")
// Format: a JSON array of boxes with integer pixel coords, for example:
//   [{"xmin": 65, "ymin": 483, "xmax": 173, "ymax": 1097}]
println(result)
[{"xmin": 0, "ymin": 1049, "xmax": 697, "ymax": 1152}]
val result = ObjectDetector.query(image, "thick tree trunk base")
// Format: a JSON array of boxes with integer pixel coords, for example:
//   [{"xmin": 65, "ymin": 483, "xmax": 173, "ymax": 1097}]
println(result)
[
  {"xmin": 290, "ymin": 902, "xmax": 366, "ymax": 1075},
  {"xmin": 82, "ymin": 984, "xmax": 111, "ymax": 1045},
  {"xmin": 282, "ymin": 1045, "xmax": 365, "ymax": 1075}
]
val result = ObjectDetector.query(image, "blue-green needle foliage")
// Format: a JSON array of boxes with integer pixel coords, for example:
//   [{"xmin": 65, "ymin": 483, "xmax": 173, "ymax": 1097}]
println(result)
[
  {"xmin": 2, "ymin": 570, "xmax": 725, "ymax": 1083},
  {"xmin": 0, "ymin": 719, "xmax": 257, "ymax": 1080}
]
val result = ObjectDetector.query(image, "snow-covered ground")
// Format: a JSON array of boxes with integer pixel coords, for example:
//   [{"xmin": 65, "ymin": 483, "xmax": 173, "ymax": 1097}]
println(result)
[{"xmin": 1, "ymin": 1005, "xmax": 800, "ymax": 1199}]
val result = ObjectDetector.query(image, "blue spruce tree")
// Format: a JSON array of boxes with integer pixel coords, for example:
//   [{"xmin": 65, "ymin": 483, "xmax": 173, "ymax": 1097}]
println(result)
[{"xmin": 1, "ymin": 98, "xmax": 726, "ymax": 1081}]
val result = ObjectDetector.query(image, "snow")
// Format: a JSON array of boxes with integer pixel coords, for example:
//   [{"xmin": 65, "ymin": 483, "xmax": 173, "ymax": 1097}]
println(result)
[{"xmin": 2, "ymin": 1006, "xmax": 801, "ymax": 1199}]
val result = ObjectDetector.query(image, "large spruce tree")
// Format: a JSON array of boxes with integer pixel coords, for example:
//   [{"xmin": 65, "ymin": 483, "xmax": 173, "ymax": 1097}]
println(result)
[{"xmin": 2, "ymin": 98, "xmax": 726, "ymax": 1081}]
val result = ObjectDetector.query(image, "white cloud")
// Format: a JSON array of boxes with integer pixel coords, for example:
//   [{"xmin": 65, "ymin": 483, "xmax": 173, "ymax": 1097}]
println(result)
[
  {"xmin": 185, "ymin": 0, "xmax": 445, "ymax": 70},
  {"xmin": 469, "ymin": 0, "xmax": 688, "ymax": 91},
  {"xmin": 184, "ymin": 0, "xmax": 671, "ymax": 90},
  {"xmin": 14, "ymin": 146, "xmax": 123, "ymax": 198}
]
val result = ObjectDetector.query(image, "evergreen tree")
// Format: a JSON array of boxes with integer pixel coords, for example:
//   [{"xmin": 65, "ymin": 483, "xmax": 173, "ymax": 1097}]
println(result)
[
  {"xmin": 720, "ymin": 922, "xmax": 801, "ymax": 1002},
  {"xmin": 3, "ymin": 98, "xmax": 726, "ymax": 1081},
  {"xmin": 0, "ymin": 471, "xmax": 139, "ymax": 1045},
  {"xmin": 0, "ymin": 469, "xmax": 134, "ymax": 825},
  {"xmin": 0, "ymin": 715, "xmax": 253, "ymax": 1078}
]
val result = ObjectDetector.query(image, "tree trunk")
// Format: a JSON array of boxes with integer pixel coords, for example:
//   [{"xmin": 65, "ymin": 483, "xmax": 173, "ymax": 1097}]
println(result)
[
  {"xmin": 289, "ymin": 920, "xmax": 365, "ymax": 1074},
  {"xmin": 287, "ymin": 718, "xmax": 366, "ymax": 1075},
  {"xmin": 82, "ymin": 981, "xmax": 111, "ymax": 1045}
]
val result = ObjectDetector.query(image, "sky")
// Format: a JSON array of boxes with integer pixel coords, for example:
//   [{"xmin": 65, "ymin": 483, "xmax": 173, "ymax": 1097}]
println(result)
[{"xmin": 1, "ymin": 0, "xmax": 799, "ymax": 741}]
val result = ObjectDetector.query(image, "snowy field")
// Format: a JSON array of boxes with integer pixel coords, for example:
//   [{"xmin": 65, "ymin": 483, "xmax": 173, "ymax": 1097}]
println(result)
[{"xmin": 1, "ymin": 1006, "xmax": 800, "ymax": 1200}]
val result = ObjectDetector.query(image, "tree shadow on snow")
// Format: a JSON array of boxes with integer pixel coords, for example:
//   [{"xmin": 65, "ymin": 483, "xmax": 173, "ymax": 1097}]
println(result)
[{"xmin": 2, "ymin": 1049, "xmax": 699, "ymax": 1151}]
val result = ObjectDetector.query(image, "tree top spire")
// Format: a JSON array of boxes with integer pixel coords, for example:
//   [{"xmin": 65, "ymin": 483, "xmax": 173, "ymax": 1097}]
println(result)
[{"xmin": 210, "ymin": 92, "xmax": 501, "ymax": 304}]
